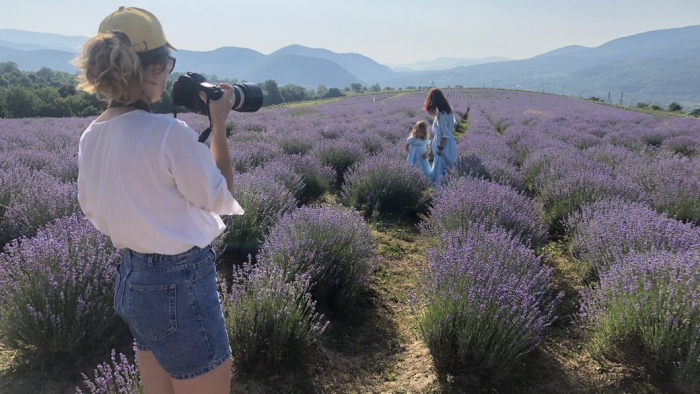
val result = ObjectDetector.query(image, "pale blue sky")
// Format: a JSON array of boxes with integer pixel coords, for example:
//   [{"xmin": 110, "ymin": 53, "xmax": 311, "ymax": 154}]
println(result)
[{"xmin": 1, "ymin": 0, "xmax": 698, "ymax": 64}]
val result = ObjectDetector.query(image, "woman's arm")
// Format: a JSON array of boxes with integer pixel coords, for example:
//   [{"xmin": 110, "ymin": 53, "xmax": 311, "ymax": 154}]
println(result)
[
  {"xmin": 405, "ymin": 143, "xmax": 410, "ymax": 153},
  {"xmin": 202, "ymin": 84, "xmax": 236, "ymax": 194}
]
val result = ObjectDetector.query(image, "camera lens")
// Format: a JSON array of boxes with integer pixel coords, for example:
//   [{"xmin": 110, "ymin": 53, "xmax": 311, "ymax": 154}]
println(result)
[{"xmin": 231, "ymin": 83, "xmax": 263, "ymax": 112}]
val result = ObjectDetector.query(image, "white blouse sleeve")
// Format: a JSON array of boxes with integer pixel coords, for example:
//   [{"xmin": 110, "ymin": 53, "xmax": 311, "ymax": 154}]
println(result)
[{"xmin": 163, "ymin": 121, "xmax": 244, "ymax": 216}]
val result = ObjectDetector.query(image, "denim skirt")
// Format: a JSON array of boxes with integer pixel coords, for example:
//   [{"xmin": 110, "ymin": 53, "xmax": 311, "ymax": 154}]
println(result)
[{"xmin": 113, "ymin": 245, "xmax": 231, "ymax": 380}]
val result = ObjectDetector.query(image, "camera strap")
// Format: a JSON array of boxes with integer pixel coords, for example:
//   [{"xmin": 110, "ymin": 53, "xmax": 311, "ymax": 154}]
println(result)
[
  {"xmin": 198, "ymin": 96, "xmax": 214, "ymax": 143},
  {"xmin": 172, "ymin": 97, "xmax": 214, "ymax": 144}
]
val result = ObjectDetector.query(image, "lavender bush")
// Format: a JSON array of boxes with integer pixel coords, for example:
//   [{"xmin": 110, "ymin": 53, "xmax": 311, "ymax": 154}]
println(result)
[
  {"xmin": 0, "ymin": 214, "xmax": 122, "ymax": 358},
  {"xmin": 221, "ymin": 262, "xmax": 328, "ymax": 370},
  {"xmin": 661, "ymin": 134, "xmax": 699, "ymax": 157},
  {"xmin": 311, "ymin": 139, "xmax": 367, "ymax": 185},
  {"xmin": 580, "ymin": 250, "xmax": 700, "ymax": 393},
  {"xmin": 228, "ymin": 140, "xmax": 283, "ymax": 173},
  {"xmin": 76, "ymin": 347, "xmax": 141, "ymax": 394},
  {"xmin": 264, "ymin": 155, "xmax": 336, "ymax": 206},
  {"xmin": 422, "ymin": 177, "xmax": 548, "ymax": 249},
  {"xmin": 249, "ymin": 162, "xmax": 305, "ymax": 206},
  {"xmin": 273, "ymin": 133, "xmax": 315, "ymax": 155},
  {"xmin": 258, "ymin": 205, "xmax": 374, "ymax": 311},
  {"xmin": 342, "ymin": 154, "xmax": 431, "ymax": 217},
  {"xmin": 0, "ymin": 168, "xmax": 80, "ymax": 246},
  {"xmin": 622, "ymin": 154, "xmax": 700, "ymax": 225},
  {"xmin": 526, "ymin": 149, "xmax": 642, "ymax": 231},
  {"xmin": 413, "ymin": 226, "xmax": 560, "ymax": 377},
  {"xmin": 565, "ymin": 199, "xmax": 700, "ymax": 279},
  {"xmin": 215, "ymin": 172, "xmax": 297, "ymax": 255}
]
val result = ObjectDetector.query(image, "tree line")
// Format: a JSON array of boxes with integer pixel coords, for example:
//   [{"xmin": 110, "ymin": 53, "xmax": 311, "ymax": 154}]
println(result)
[{"xmin": 0, "ymin": 62, "xmax": 405, "ymax": 118}]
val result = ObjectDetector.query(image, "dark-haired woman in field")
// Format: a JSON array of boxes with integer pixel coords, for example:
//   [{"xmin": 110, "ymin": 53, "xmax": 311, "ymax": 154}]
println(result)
[
  {"xmin": 74, "ymin": 7, "xmax": 241, "ymax": 394},
  {"xmin": 423, "ymin": 88, "xmax": 457, "ymax": 185}
]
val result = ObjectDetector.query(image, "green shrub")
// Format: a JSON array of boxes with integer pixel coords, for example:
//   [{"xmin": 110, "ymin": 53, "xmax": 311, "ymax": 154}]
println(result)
[
  {"xmin": 580, "ymin": 251, "xmax": 700, "ymax": 393},
  {"xmin": 221, "ymin": 262, "xmax": 328, "ymax": 370},
  {"xmin": 342, "ymin": 155, "xmax": 431, "ymax": 217},
  {"xmin": 258, "ymin": 205, "xmax": 374, "ymax": 312}
]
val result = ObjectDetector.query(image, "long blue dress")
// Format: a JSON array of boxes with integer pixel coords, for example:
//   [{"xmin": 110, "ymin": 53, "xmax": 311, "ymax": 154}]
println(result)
[
  {"xmin": 406, "ymin": 137, "xmax": 432, "ymax": 178},
  {"xmin": 430, "ymin": 110, "xmax": 457, "ymax": 185}
]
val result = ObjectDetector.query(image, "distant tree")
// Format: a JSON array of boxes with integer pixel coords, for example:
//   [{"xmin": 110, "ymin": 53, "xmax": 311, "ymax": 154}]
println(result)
[
  {"xmin": 2, "ymin": 85, "xmax": 39, "ymax": 118},
  {"xmin": 406, "ymin": 86, "xmax": 416, "ymax": 90},
  {"xmin": 280, "ymin": 84, "xmax": 307, "ymax": 102},
  {"xmin": 58, "ymin": 84, "xmax": 77, "ymax": 98},
  {"xmin": 588, "ymin": 97, "xmax": 604, "ymax": 102},
  {"xmin": 316, "ymin": 84, "xmax": 329, "ymax": 97},
  {"xmin": 383, "ymin": 86, "xmax": 393, "ymax": 91},
  {"xmin": 350, "ymin": 83, "xmax": 362, "ymax": 93},
  {"xmin": 34, "ymin": 85, "xmax": 71, "ymax": 117},
  {"xmin": 324, "ymin": 87, "xmax": 344, "ymax": 98},
  {"xmin": 152, "ymin": 80, "xmax": 174, "ymax": 114},
  {"xmin": 343, "ymin": 87, "xmax": 350, "ymax": 92},
  {"xmin": 455, "ymin": 85, "xmax": 464, "ymax": 88},
  {"xmin": 651, "ymin": 105, "xmax": 663, "ymax": 111},
  {"xmin": 692, "ymin": 108, "xmax": 700, "ymax": 117},
  {"xmin": 260, "ymin": 79, "xmax": 283, "ymax": 106},
  {"xmin": 370, "ymin": 83, "xmax": 381, "ymax": 92},
  {"xmin": 362, "ymin": 86, "xmax": 368, "ymax": 92},
  {"xmin": 636, "ymin": 102, "xmax": 649, "ymax": 109},
  {"xmin": 668, "ymin": 102, "xmax": 683, "ymax": 112},
  {"xmin": 1, "ymin": 62, "xmax": 19, "ymax": 73}
]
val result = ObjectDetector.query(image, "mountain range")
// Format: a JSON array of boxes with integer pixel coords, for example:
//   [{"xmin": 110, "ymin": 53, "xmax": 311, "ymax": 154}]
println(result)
[{"xmin": 0, "ymin": 26, "xmax": 698, "ymax": 106}]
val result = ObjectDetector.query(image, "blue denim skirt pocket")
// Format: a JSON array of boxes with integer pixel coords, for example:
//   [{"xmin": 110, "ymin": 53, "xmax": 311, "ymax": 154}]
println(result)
[{"xmin": 129, "ymin": 283, "xmax": 178, "ymax": 340}]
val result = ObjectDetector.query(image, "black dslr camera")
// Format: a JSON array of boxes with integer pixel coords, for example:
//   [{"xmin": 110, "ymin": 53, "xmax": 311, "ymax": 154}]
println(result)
[{"xmin": 172, "ymin": 72, "xmax": 263, "ymax": 115}]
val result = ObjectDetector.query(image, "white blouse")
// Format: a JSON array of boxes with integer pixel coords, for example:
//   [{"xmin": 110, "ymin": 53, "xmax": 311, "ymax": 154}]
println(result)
[{"xmin": 78, "ymin": 110, "xmax": 244, "ymax": 255}]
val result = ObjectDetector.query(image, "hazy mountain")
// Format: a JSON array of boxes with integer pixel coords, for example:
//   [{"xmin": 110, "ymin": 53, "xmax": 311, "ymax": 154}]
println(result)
[
  {"xmin": 173, "ymin": 47, "xmax": 266, "ymax": 79},
  {"xmin": 244, "ymin": 54, "xmax": 361, "ymax": 88},
  {"xmin": 0, "ymin": 46, "xmax": 77, "ymax": 73},
  {"xmin": 388, "ymin": 56, "xmax": 511, "ymax": 72},
  {"xmin": 270, "ymin": 44, "xmax": 396, "ymax": 83},
  {"xmin": 0, "ymin": 29, "xmax": 87, "ymax": 52},
  {"xmin": 534, "ymin": 45, "xmax": 589, "ymax": 58},
  {"xmin": 380, "ymin": 25, "xmax": 700, "ymax": 106}
]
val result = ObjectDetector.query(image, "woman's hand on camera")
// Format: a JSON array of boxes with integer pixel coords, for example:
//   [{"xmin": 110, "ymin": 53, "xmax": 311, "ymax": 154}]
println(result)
[{"xmin": 199, "ymin": 83, "xmax": 234, "ymax": 130}]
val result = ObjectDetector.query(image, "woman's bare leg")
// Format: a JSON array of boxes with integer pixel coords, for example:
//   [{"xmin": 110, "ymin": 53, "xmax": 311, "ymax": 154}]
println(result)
[
  {"xmin": 171, "ymin": 357, "xmax": 232, "ymax": 394},
  {"xmin": 136, "ymin": 350, "xmax": 176, "ymax": 394}
]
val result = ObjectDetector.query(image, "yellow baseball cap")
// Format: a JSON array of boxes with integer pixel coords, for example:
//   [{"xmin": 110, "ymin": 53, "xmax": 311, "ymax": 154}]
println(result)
[{"xmin": 98, "ymin": 6, "xmax": 175, "ymax": 53}]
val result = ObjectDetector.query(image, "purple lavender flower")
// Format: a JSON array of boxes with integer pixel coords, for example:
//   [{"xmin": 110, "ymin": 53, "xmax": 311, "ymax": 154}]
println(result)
[
  {"xmin": 342, "ymin": 154, "xmax": 431, "ymax": 217},
  {"xmin": 0, "ymin": 213, "xmax": 121, "ymax": 357},
  {"xmin": 565, "ymin": 198, "xmax": 700, "ymax": 279},
  {"xmin": 415, "ymin": 225, "xmax": 560, "ymax": 377},
  {"xmin": 258, "ymin": 205, "xmax": 374, "ymax": 312},
  {"xmin": 579, "ymin": 250, "xmax": 700, "ymax": 392},
  {"xmin": 221, "ymin": 261, "xmax": 328, "ymax": 370},
  {"xmin": 422, "ymin": 177, "xmax": 548, "ymax": 248},
  {"xmin": 76, "ymin": 347, "xmax": 141, "ymax": 393}
]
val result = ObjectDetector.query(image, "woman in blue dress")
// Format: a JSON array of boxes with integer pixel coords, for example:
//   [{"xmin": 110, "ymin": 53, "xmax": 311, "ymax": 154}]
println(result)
[
  {"xmin": 423, "ymin": 88, "xmax": 457, "ymax": 185},
  {"xmin": 405, "ymin": 120, "xmax": 432, "ymax": 177}
]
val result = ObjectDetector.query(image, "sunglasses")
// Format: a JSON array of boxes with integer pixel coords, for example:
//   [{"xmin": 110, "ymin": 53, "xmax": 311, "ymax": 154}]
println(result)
[{"xmin": 166, "ymin": 56, "xmax": 176, "ymax": 74}]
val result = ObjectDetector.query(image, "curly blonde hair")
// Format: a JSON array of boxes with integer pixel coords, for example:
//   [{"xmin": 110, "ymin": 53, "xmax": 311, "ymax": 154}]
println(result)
[
  {"xmin": 409, "ymin": 120, "xmax": 429, "ymax": 140},
  {"xmin": 72, "ymin": 31, "xmax": 170, "ymax": 108}
]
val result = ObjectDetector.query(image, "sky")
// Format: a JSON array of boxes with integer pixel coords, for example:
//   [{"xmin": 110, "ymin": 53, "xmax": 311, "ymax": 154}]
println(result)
[{"xmin": 1, "ymin": 0, "xmax": 698, "ymax": 65}]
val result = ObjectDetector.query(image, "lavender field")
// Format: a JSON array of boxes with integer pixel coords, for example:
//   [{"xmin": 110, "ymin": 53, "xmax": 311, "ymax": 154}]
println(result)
[{"xmin": 1, "ymin": 89, "xmax": 699, "ymax": 393}]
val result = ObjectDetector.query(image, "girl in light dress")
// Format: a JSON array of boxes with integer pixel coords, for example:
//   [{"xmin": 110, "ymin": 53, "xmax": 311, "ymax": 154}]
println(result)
[{"xmin": 405, "ymin": 120, "xmax": 432, "ymax": 178}]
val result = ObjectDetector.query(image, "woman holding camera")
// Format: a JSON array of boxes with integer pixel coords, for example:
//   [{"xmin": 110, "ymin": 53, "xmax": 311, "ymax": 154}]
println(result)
[{"xmin": 75, "ymin": 7, "xmax": 242, "ymax": 394}]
